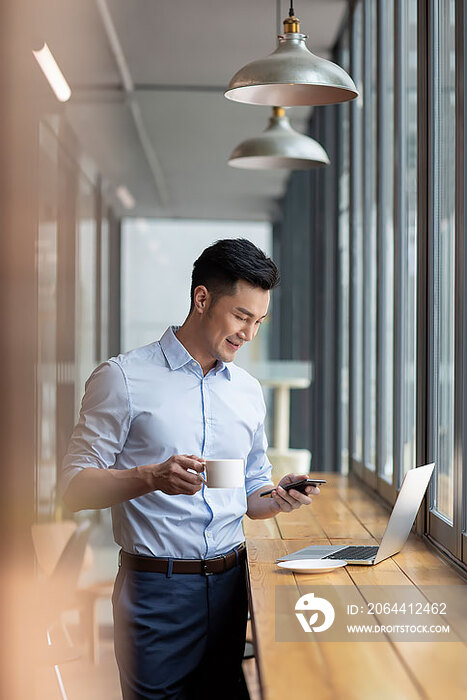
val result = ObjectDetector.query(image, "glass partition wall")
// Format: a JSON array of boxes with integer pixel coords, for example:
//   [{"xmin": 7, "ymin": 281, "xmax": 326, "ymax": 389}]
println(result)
[
  {"xmin": 344, "ymin": 0, "xmax": 464, "ymax": 566},
  {"xmin": 378, "ymin": 0, "xmax": 395, "ymax": 491},
  {"xmin": 36, "ymin": 119, "xmax": 117, "ymax": 519},
  {"xmin": 427, "ymin": 0, "xmax": 461, "ymax": 558},
  {"xmin": 275, "ymin": 0, "xmax": 466, "ymax": 571},
  {"xmin": 337, "ymin": 29, "xmax": 351, "ymax": 476}
]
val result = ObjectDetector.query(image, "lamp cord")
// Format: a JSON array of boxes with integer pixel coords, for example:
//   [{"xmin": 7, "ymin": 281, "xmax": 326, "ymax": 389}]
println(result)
[
  {"xmin": 276, "ymin": 0, "xmax": 281, "ymax": 35},
  {"xmin": 277, "ymin": 1, "xmax": 296, "ymax": 35}
]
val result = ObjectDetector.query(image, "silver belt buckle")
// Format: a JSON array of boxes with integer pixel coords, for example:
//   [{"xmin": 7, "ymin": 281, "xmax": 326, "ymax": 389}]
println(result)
[{"xmin": 201, "ymin": 560, "xmax": 213, "ymax": 576}]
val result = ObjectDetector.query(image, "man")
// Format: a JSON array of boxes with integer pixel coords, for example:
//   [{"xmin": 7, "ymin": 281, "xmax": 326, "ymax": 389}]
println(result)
[{"xmin": 61, "ymin": 238, "xmax": 320, "ymax": 699}]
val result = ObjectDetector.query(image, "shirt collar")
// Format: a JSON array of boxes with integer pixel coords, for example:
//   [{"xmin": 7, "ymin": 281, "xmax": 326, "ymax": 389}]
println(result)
[{"xmin": 159, "ymin": 326, "xmax": 232, "ymax": 380}]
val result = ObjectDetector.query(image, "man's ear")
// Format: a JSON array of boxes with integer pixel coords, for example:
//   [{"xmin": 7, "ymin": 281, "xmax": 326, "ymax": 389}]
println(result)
[{"xmin": 193, "ymin": 285, "xmax": 210, "ymax": 314}]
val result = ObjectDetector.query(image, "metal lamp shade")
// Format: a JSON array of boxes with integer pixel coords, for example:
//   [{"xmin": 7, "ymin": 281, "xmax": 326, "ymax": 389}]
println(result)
[
  {"xmin": 225, "ymin": 32, "xmax": 358, "ymax": 107},
  {"xmin": 228, "ymin": 109, "xmax": 330, "ymax": 170}
]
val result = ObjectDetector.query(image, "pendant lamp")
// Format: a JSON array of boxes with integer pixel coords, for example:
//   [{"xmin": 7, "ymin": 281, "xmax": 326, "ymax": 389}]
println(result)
[
  {"xmin": 225, "ymin": 4, "xmax": 358, "ymax": 106},
  {"xmin": 228, "ymin": 107, "xmax": 329, "ymax": 170}
]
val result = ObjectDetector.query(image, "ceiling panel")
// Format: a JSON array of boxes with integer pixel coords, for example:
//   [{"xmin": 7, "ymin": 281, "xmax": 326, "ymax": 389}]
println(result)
[
  {"xmin": 39, "ymin": 0, "xmax": 121, "ymax": 86},
  {"xmin": 65, "ymin": 100, "xmax": 159, "ymax": 213},
  {"xmin": 139, "ymin": 91, "xmax": 313, "ymax": 218},
  {"xmin": 108, "ymin": 0, "xmax": 347, "ymax": 86},
  {"xmin": 48, "ymin": 0, "xmax": 348, "ymax": 220}
]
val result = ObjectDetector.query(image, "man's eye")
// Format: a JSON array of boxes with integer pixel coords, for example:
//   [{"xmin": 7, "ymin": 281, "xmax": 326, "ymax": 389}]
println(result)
[{"xmin": 235, "ymin": 315, "xmax": 247, "ymax": 322}]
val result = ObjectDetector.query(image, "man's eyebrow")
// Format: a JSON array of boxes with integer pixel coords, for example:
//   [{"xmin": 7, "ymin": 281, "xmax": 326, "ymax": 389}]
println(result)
[{"xmin": 234, "ymin": 306, "xmax": 268, "ymax": 319}]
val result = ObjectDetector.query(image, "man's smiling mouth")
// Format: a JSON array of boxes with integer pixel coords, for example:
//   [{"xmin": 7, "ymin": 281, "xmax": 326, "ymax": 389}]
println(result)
[{"xmin": 226, "ymin": 339, "xmax": 241, "ymax": 349}]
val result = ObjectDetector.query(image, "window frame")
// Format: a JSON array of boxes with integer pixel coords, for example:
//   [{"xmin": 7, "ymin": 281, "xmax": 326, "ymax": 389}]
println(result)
[
  {"xmin": 461, "ymin": 0, "xmax": 467, "ymax": 566},
  {"xmin": 425, "ymin": 0, "xmax": 462, "ymax": 557},
  {"xmin": 349, "ymin": 0, "xmax": 365, "ymax": 477},
  {"xmin": 362, "ymin": 0, "xmax": 378, "ymax": 481},
  {"xmin": 377, "ymin": 0, "xmax": 398, "ymax": 504}
]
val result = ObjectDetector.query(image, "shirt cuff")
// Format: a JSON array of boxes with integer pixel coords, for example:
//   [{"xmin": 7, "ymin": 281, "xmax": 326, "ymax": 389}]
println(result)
[
  {"xmin": 246, "ymin": 480, "xmax": 275, "ymax": 498},
  {"xmin": 57, "ymin": 465, "xmax": 87, "ymax": 499}
]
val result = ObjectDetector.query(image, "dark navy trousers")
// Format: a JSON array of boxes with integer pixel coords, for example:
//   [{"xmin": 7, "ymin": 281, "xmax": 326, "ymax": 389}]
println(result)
[{"xmin": 112, "ymin": 551, "xmax": 249, "ymax": 699}]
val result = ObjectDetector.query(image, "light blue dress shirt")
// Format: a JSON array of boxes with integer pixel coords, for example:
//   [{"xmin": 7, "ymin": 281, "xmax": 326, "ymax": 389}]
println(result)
[{"xmin": 61, "ymin": 326, "xmax": 274, "ymax": 558}]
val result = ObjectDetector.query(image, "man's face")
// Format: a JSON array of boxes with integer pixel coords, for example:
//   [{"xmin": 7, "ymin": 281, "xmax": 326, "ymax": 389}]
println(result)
[{"xmin": 198, "ymin": 280, "xmax": 270, "ymax": 363}]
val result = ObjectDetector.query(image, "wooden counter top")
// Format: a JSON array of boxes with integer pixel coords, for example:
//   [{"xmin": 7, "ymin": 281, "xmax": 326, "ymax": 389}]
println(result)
[{"xmin": 243, "ymin": 473, "xmax": 467, "ymax": 700}]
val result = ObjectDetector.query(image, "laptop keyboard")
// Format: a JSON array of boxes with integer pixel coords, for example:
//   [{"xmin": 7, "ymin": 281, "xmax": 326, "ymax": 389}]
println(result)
[{"xmin": 323, "ymin": 546, "xmax": 379, "ymax": 561}]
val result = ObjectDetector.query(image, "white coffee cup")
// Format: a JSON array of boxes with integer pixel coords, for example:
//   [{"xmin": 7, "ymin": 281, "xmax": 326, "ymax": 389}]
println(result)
[{"xmin": 204, "ymin": 459, "xmax": 244, "ymax": 488}]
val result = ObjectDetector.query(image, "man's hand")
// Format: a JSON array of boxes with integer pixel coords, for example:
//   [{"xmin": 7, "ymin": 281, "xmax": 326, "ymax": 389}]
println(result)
[
  {"xmin": 63, "ymin": 454, "xmax": 207, "ymax": 511},
  {"xmin": 246, "ymin": 473, "xmax": 320, "ymax": 520},
  {"xmin": 270, "ymin": 473, "xmax": 320, "ymax": 513},
  {"xmin": 150, "ymin": 454, "xmax": 206, "ymax": 496}
]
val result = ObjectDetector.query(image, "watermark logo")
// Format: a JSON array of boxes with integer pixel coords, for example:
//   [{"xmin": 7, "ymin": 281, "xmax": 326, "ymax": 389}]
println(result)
[
  {"xmin": 276, "ymin": 586, "xmax": 464, "ymax": 642},
  {"xmin": 295, "ymin": 592, "xmax": 335, "ymax": 633}
]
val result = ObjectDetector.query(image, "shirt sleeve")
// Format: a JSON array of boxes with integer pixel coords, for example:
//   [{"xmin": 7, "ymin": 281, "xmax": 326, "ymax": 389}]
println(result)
[
  {"xmin": 244, "ymin": 385, "xmax": 274, "ymax": 497},
  {"xmin": 59, "ymin": 360, "xmax": 132, "ymax": 497}
]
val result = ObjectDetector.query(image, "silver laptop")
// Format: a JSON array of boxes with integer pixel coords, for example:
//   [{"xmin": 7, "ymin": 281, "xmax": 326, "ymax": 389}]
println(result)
[{"xmin": 276, "ymin": 463, "xmax": 435, "ymax": 566}]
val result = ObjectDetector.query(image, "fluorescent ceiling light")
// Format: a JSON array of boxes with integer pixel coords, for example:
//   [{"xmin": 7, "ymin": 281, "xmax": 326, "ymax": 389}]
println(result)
[
  {"xmin": 32, "ymin": 43, "xmax": 71, "ymax": 103},
  {"xmin": 116, "ymin": 186, "xmax": 136, "ymax": 210}
]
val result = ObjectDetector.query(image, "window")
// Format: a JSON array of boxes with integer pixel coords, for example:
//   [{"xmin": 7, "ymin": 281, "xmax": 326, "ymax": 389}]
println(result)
[
  {"xmin": 378, "ymin": 0, "xmax": 395, "ymax": 484},
  {"xmin": 363, "ymin": 0, "xmax": 378, "ymax": 473},
  {"xmin": 350, "ymin": 1, "xmax": 364, "ymax": 464},
  {"xmin": 333, "ymin": 0, "xmax": 466, "ymax": 572},
  {"xmin": 394, "ymin": 0, "xmax": 418, "ymax": 483},
  {"xmin": 428, "ymin": 0, "xmax": 457, "ymax": 553},
  {"xmin": 433, "ymin": 0, "xmax": 456, "ymax": 521},
  {"xmin": 338, "ymin": 30, "xmax": 351, "ymax": 475}
]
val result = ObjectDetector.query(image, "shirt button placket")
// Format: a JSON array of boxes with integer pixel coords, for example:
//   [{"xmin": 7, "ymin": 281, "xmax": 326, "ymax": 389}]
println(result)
[
  {"xmin": 202, "ymin": 378, "xmax": 212, "ymax": 556},
  {"xmin": 201, "ymin": 377, "xmax": 210, "ymax": 456}
]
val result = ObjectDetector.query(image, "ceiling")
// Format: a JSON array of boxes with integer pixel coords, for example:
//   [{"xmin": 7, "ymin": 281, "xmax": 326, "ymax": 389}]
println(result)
[{"xmin": 38, "ymin": 0, "xmax": 348, "ymax": 221}]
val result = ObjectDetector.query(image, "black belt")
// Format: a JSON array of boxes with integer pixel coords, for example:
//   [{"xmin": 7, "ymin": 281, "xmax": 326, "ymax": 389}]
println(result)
[{"xmin": 120, "ymin": 542, "xmax": 246, "ymax": 576}]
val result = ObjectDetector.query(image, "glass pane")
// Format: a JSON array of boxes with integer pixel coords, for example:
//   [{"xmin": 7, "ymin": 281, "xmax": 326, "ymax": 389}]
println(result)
[
  {"xmin": 400, "ymin": 0, "xmax": 418, "ymax": 480},
  {"xmin": 363, "ymin": 0, "xmax": 378, "ymax": 471},
  {"xmin": 75, "ymin": 174, "xmax": 97, "ymax": 416},
  {"xmin": 100, "ymin": 207, "xmax": 110, "ymax": 361},
  {"xmin": 380, "ymin": 0, "xmax": 395, "ymax": 481},
  {"xmin": 338, "ymin": 30, "xmax": 351, "ymax": 475},
  {"xmin": 351, "ymin": 0, "xmax": 364, "ymax": 461},
  {"xmin": 36, "ymin": 123, "xmax": 58, "ymax": 518},
  {"xmin": 433, "ymin": 0, "xmax": 456, "ymax": 521}
]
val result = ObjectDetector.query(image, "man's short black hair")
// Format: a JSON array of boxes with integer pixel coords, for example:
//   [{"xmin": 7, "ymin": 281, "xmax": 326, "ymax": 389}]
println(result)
[{"xmin": 190, "ymin": 238, "xmax": 280, "ymax": 310}]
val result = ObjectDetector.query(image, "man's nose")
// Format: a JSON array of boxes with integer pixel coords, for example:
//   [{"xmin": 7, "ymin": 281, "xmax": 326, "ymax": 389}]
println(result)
[{"xmin": 240, "ymin": 325, "xmax": 254, "ymax": 342}]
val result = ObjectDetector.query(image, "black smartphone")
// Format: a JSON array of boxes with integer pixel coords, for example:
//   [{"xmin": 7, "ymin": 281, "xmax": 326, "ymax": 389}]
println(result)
[{"xmin": 259, "ymin": 478, "xmax": 326, "ymax": 497}]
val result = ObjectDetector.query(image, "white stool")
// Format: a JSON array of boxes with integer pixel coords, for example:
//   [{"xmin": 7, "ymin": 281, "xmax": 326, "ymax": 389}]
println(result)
[{"xmin": 248, "ymin": 362, "xmax": 313, "ymax": 480}]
